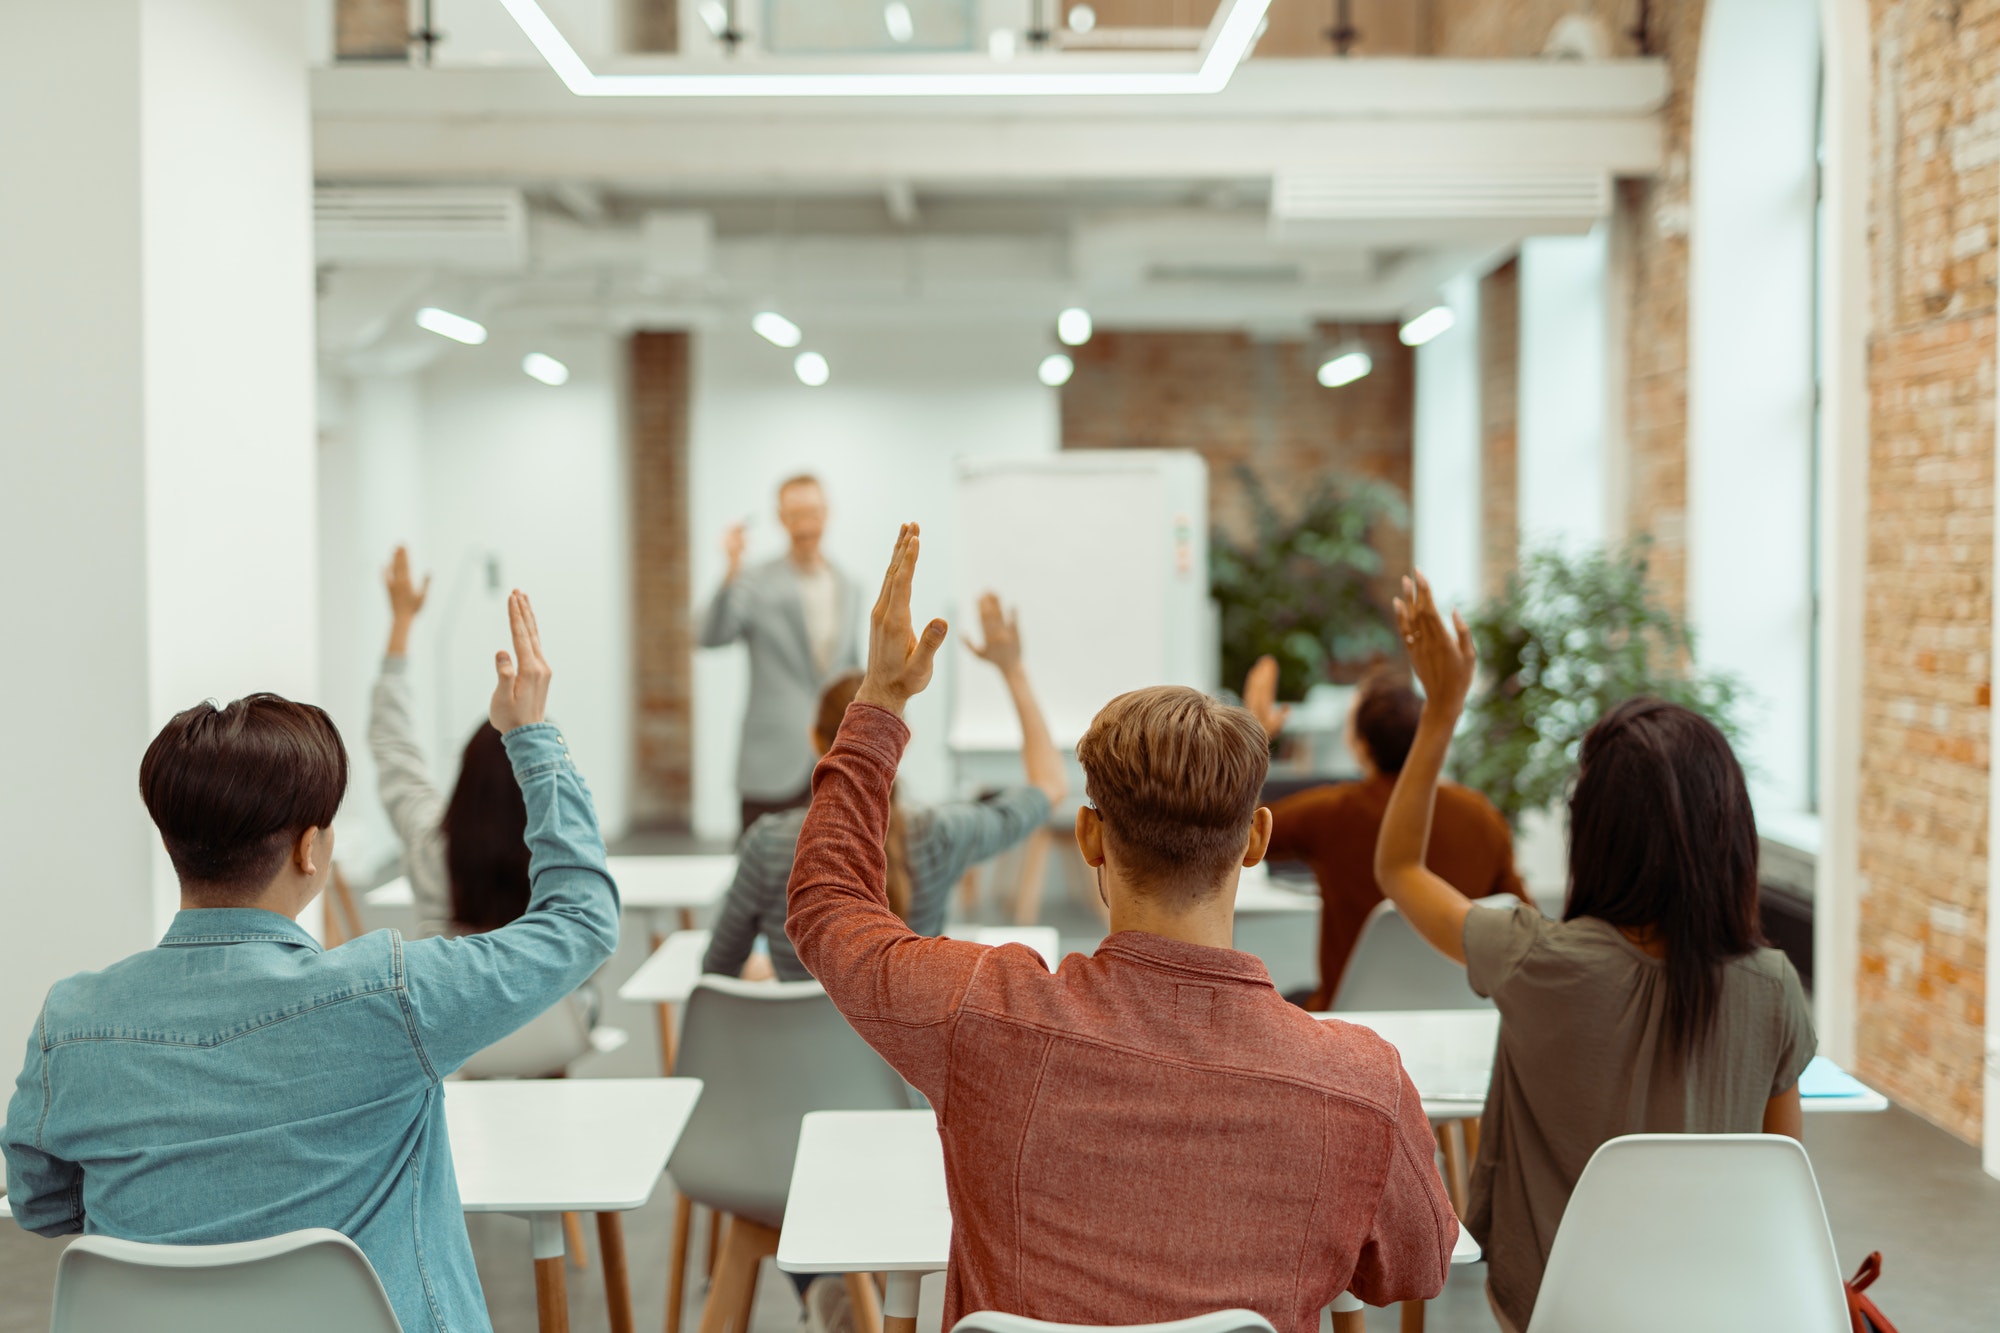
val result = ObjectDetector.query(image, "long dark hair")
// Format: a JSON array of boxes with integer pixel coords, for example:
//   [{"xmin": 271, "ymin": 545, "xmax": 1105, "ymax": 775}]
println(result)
[
  {"xmin": 441, "ymin": 724, "xmax": 530, "ymax": 931},
  {"xmin": 1564, "ymin": 697, "xmax": 1762, "ymax": 1062}
]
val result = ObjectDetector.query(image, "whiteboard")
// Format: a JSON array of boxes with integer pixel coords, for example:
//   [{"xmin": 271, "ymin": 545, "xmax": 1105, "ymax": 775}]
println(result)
[{"xmin": 950, "ymin": 451, "xmax": 1211, "ymax": 750}]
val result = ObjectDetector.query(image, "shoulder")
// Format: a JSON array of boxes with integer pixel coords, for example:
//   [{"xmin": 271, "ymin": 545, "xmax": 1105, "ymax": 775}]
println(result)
[
  {"xmin": 1295, "ymin": 1011, "xmax": 1412, "ymax": 1117},
  {"xmin": 1436, "ymin": 781, "xmax": 1508, "ymax": 827},
  {"xmin": 1727, "ymin": 945, "xmax": 1807, "ymax": 997}
]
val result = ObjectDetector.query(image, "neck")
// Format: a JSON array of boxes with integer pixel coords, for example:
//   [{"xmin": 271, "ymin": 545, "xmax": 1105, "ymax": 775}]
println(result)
[
  {"xmin": 180, "ymin": 882, "xmax": 310, "ymax": 919},
  {"xmin": 788, "ymin": 542, "xmax": 822, "ymax": 571},
  {"xmin": 1617, "ymin": 923, "xmax": 1669, "ymax": 958},
  {"xmin": 1105, "ymin": 872, "xmax": 1238, "ymax": 950}
]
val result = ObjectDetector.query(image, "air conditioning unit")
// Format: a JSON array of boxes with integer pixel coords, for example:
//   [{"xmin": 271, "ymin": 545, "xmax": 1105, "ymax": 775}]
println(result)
[
  {"xmin": 315, "ymin": 187, "xmax": 529, "ymax": 269},
  {"xmin": 1270, "ymin": 167, "xmax": 1612, "ymax": 244}
]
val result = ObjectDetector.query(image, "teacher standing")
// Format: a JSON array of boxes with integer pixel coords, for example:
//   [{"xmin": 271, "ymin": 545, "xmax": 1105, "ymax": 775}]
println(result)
[{"xmin": 700, "ymin": 473, "xmax": 864, "ymax": 833}]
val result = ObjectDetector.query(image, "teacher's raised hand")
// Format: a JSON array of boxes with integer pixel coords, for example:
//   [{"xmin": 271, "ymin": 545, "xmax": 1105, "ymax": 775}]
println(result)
[{"xmin": 854, "ymin": 523, "xmax": 948, "ymax": 718}]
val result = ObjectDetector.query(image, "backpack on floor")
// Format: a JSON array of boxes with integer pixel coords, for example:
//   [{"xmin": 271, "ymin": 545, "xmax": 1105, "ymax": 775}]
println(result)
[{"xmin": 1845, "ymin": 1252, "xmax": 1898, "ymax": 1333}]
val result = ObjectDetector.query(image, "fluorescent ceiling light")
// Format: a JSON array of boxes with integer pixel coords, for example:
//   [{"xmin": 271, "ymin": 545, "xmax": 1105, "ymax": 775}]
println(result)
[
  {"xmin": 884, "ymin": 2, "xmax": 915, "ymax": 43},
  {"xmin": 753, "ymin": 311, "xmax": 803, "ymax": 348},
  {"xmin": 523, "ymin": 352, "xmax": 570, "ymax": 386},
  {"xmin": 1057, "ymin": 307, "xmax": 1093, "ymax": 346},
  {"xmin": 494, "ymin": 0, "xmax": 1271, "ymax": 97},
  {"xmin": 987, "ymin": 29, "xmax": 1018, "ymax": 61},
  {"xmin": 794, "ymin": 351, "xmax": 830, "ymax": 387},
  {"xmin": 415, "ymin": 306, "xmax": 487, "ymax": 345},
  {"xmin": 1038, "ymin": 353, "xmax": 1076, "ymax": 387},
  {"xmin": 1316, "ymin": 350, "xmax": 1372, "ymax": 388},
  {"xmin": 1398, "ymin": 305, "xmax": 1455, "ymax": 347},
  {"xmin": 697, "ymin": 1, "xmax": 728, "ymax": 37}
]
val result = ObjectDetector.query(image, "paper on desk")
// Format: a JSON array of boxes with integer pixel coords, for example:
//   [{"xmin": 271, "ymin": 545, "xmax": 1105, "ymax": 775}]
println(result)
[{"xmin": 1798, "ymin": 1055, "xmax": 1870, "ymax": 1099}]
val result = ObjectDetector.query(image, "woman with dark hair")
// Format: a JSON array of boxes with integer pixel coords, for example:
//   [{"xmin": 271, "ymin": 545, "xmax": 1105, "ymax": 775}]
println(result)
[
  {"xmin": 368, "ymin": 545, "xmax": 537, "ymax": 938},
  {"xmin": 1373, "ymin": 572, "xmax": 1815, "ymax": 1333},
  {"xmin": 702, "ymin": 591, "xmax": 1067, "ymax": 980}
]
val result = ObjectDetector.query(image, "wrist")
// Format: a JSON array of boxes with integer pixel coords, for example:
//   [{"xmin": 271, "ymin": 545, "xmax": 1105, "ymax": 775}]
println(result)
[{"xmin": 853, "ymin": 681, "xmax": 908, "ymax": 717}]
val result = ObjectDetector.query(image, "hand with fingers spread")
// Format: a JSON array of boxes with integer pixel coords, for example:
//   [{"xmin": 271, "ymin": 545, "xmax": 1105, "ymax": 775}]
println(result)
[
  {"xmin": 854, "ymin": 523, "xmax": 949, "ymax": 718},
  {"xmin": 1243, "ymin": 654, "xmax": 1291, "ymax": 742},
  {"xmin": 1393, "ymin": 571, "xmax": 1476, "ymax": 718},
  {"xmin": 382, "ymin": 546, "xmax": 432, "ymax": 658},
  {"xmin": 489, "ymin": 590, "xmax": 554, "ymax": 732},
  {"xmin": 722, "ymin": 522, "xmax": 747, "ymax": 582},
  {"xmin": 965, "ymin": 592, "xmax": 1024, "ymax": 674}
]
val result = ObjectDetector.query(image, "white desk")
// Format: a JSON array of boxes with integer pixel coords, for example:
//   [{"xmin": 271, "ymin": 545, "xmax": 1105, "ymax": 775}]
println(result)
[
  {"xmin": 1232, "ymin": 861, "xmax": 1321, "ymax": 915},
  {"xmin": 619, "ymin": 929, "xmax": 713, "ymax": 1006},
  {"xmin": 946, "ymin": 923, "xmax": 1062, "ymax": 970},
  {"xmin": 447, "ymin": 1077, "xmax": 702, "ymax": 1333},
  {"xmin": 777, "ymin": 1109, "xmax": 1476, "ymax": 1333},
  {"xmin": 366, "ymin": 854, "xmax": 737, "ymax": 933}
]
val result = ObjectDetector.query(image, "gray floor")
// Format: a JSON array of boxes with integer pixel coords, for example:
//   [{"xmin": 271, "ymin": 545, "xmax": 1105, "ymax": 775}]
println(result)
[{"xmin": 6, "ymin": 843, "xmax": 1999, "ymax": 1331}]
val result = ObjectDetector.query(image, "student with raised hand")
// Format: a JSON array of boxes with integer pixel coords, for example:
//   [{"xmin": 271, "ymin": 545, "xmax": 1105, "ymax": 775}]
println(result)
[
  {"xmin": 1243, "ymin": 658, "xmax": 1526, "ymax": 1008},
  {"xmin": 787, "ymin": 524, "xmax": 1456, "ymax": 1333},
  {"xmin": 1374, "ymin": 571, "xmax": 1815, "ymax": 1333},
  {"xmin": 3, "ymin": 591, "xmax": 618, "ymax": 1333},
  {"xmin": 705, "ymin": 591, "xmax": 1064, "ymax": 980}
]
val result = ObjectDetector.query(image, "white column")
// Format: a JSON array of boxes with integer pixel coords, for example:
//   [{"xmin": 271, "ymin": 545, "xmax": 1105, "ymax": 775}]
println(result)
[
  {"xmin": 0, "ymin": 1, "xmax": 317, "ymax": 1044},
  {"xmin": 1412, "ymin": 272, "xmax": 1484, "ymax": 617},
  {"xmin": 1516, "ymin": 227, "xmax": 1612, "ymax": 556}
]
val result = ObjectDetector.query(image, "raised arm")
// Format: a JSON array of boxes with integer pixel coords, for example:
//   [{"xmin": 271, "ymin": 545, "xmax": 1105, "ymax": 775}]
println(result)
[
  {"xmin": 787, "ymin": 524, "xmax": 989, "ymax": 1110},
  {"xmin": 369, "ymin": 547, "xmax": 450, "ymax": 926},
  {"xmin": 401, "ymin": 592, "xmax": 621, "ymax": 1074},
  {"xmin": 698, "ymin": 523, "xmax": 752, "ymax": 648},
  {"xmin": 966, "ymin": 592, "xmax": 1067, "ymax": 807},
  {"xmin": 1372, "ymin": 572, "xmax": 1478, "ymax": 964}
]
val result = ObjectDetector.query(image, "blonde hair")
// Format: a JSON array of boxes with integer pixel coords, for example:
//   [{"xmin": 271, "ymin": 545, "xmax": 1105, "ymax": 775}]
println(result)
[
  {"xmin": 1076, "ymin": 686, "xmax": 1270, "ymax": 903},
  {"xmin": 815, "ymin": 671, "xmax": 913, "ymax": 921}
]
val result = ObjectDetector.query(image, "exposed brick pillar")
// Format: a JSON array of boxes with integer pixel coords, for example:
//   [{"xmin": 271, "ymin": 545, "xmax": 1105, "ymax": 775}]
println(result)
[
  {"xmin": 630, "ymin": 332, "xmax": 694, "ymax": 831},
  {"xmin": 1479, "ymin": 259, "xmax": 1520, "ymax": 597},
  {"xmin": 334, "ymin": 0, "xmax": 409, "ymax": 61}
]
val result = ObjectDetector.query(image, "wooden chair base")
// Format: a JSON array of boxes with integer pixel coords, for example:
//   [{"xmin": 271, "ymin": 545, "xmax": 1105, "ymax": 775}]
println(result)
[
  {"xmin": 845, "ymin": 1272, "xmax": 885, "ymax": 1333},
  {"xmin": 598, "ymin": 1212, "xmax": 634, "ymax": 1333},
  {"xmin": 693, "ymin": 1215, "xmax": 780, "ymax": 1333},
  {"xmin": 666, "ymin": 1195, "xmax": 694, "ymax": 1333}
]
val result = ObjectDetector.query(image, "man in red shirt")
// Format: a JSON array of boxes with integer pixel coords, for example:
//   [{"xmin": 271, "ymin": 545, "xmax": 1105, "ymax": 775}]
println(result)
[{"xmin": 787, "ymin": 525, "xmax": 1456, "ymax": 1333}]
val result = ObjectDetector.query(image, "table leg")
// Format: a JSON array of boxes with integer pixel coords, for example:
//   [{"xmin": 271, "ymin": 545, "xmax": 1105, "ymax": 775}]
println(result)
[
  {"xmin": 565, "ymin": 1211, "xmax": 590, "ymax": 1269},
  {"xmin": 531, "ymin": 1211, "xmax": 571, "ymax": 1333},
  {"xmin": 882, "ymin": 1272, "xmax": 922, "ymax": 1333},
  {"xmin": 1010, "ymin": 827, "xmax": 1052, "ymax": 926},
  {"xmin": 1437, "ymin": 1120, "xmax": 1470, "ymax": 1217},
  {"xmin": 597, "ymin": 1212, "xmax": 634, "ymax": 1333},
  {"xmin": 844, "ymin": 1272, "xmax": 884, "ymax": 1333},
  {"xmin": 1330, "ymin": 1310, "xmax": 1366, "ymax": 1333},
  {"xmin": 1399, "ymin": 1299, "xmax": 1425, "ymax": 1333},
  {"xmin": 666, "ymin": 1194, "xmax": 692, "ymax": 1333}
]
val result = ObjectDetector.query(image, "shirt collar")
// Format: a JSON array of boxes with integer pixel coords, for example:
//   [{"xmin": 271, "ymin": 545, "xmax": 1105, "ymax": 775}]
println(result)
[
  {"xmin": 1094, "ymin": 930, "xmax": 1275, "ymax": 987},
  {"xmin": 158, "ymin": 908, "xmax": 324, "ymax": 952}
]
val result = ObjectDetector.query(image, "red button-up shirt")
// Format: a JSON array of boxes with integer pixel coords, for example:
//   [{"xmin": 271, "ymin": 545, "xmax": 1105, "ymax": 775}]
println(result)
[{"xmin": 787, "ymin": 704, "xmax": 1457, "ymax": 1333}]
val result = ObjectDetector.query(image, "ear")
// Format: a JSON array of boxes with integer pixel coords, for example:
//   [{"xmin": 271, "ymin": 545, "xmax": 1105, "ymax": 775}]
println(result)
[
  {"xmin": 1074, "ymin": 806, "xmax": 1105, "ymax": 867},
  {"xmin": 1242, "ymin": 806, "xmax": 1274, "ymax": 868},
  {"xmin": 293, "ymin": 827, "xmax": 322, "ymax": 878}
]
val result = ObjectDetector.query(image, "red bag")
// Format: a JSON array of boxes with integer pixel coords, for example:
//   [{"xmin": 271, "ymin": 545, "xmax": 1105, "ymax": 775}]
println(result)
[{"xmin": 1845, "ymin": 1252, "xmax": 1898, "ymax": 1333}]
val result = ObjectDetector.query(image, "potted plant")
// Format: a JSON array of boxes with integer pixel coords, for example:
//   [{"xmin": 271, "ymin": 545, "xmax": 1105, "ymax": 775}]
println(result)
[
  {"xmin": 1453, "ymin": 540, "xmax": 1744, "ymax": 829},
  {"xmin": 1210, "ymin": 468, "xmax": 1410, "ymax": 701}
]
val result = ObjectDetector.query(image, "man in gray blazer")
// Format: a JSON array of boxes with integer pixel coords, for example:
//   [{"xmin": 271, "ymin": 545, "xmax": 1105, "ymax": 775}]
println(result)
[{"xmin": 700, "ymin": 474, "xmax": 863, "ymax": 832}]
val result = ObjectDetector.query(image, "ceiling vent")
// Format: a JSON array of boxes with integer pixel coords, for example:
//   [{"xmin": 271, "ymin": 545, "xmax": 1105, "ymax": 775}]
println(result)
[
  {"xmin": 1272, "ymin": 168, "xmax": 1613, "ymax": 225},
  {"xmin": 315, "ymin": 188, "xmax": 529, "ymax": 270}
]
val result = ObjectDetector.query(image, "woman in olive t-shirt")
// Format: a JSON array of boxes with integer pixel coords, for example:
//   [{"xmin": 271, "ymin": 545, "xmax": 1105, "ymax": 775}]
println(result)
[{"xmin": 1371, "ymin": 573, "xmax": 1815, "ymax": 1333}]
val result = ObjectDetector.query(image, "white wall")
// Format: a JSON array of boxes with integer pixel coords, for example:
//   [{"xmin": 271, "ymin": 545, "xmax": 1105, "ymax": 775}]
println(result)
[
  {"xmin": 1412, "ymin": 271, "xmax": 1484, "ymax": 617},
  {"xmin": 0, "ymin": 1, "xmax": 316, "ymax": 1045},
  {"xmin": 1517, "ymin": 227, "xmax": 1612, "ymax": 556},
  {"xmin": 689, "ymin": 320, "xmax": 1061, "ymax": 838},
  {"xmin": 1688, "ymin": 0, "xmax": 1822, "ymax": 821}
]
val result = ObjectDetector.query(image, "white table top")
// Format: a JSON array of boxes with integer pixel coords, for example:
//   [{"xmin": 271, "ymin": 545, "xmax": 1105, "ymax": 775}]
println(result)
[
  {"xmin": 1233, "ymin": 862, "xmax": 1321, "ymax": 914},
  {"xmin": 445, "ymin": 1077, "xmax": 702, "ymax": 1213},
  {"xmin": 946, "ymin": 924, "xmax": 1062, "ymax": 970},
  {"xmin": 775, "ymin": 1109, "xmax": 1479, "ymax": 1277},
  {"xmin": 619, "ymin": 929, "xmax": 713, "ymax": 1004},
  {"xmin": 365, "ymin": 854, "xmax": 738, "ymax": 913}
]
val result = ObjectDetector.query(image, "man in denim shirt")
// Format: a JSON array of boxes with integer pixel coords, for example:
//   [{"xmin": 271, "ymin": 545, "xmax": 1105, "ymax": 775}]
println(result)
[{"xmin": 3, "ymin": 591, "xmax": 617, "ymax": 1333}]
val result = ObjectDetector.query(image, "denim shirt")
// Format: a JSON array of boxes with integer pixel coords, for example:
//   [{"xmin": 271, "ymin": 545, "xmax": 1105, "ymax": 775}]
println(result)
[{"xmin": 2, "ymin": 722, "xmax": 619, "ymax": 1333}]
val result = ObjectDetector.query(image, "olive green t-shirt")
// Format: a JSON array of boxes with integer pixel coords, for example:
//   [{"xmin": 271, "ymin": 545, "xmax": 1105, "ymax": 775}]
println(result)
[{"xmin": 1462, "ymin": 903, "xmax": 1816, "ymax": 1330}]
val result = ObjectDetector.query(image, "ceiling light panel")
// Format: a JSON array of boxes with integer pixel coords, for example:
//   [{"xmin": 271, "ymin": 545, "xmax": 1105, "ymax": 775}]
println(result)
[{"xmin": 495, "ymin": 0, "xmax": 1271, "ymax": 97}]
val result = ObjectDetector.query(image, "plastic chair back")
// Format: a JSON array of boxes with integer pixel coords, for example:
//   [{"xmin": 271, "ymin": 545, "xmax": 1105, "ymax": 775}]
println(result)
[
  {"xmin": 51, "ymin": 1228, "xmax": 401, "ymax": 1333},
  {"xmin": 1526, "ymin": 1134, "xmax": 1849, "ymax": 1333},
  {"xmin": 951, "ymin": 1310, "xmax": 1277, "ymax": 1333},
  {"xmin": 1330, "ymin": 899, "xmax": 1493, "ymax": 1011},
  {"xmin": 457, "ymin": 992, "xmax": 595, "ymax": 1079},
  {"xmin": 667, "ymin": 977, "xmax": 911, "ymax": 1229}
]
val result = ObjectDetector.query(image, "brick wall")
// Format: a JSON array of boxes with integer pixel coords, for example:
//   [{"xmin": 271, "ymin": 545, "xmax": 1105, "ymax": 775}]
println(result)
[
  {"xmin": 1479, "ymin": 259, "xmax": 1521, "ymax": 596},
  {"xmin": 630, "ymin": 332, "xmax": 694, "ymax": 831},
  {"xmin": 1852, "ymin": 0, "xmax": 1999, "ymax": 1142},
  {"xmin": 333, "ymin": 0, "xmax": 409, "ymax": 60}
]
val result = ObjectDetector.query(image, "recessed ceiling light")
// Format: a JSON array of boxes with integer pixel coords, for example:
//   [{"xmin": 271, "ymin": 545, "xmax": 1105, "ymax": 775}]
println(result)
[
  {"xmin": 794, "ymin": 351, "xmax": 830, "ymax": 387},
  {"xmin": 1316, "ymin": 351, "xmax": 1372, "ymax": 387},
  {"xmin": 1398, "ymin": 306, "xmax": 1456, "ymax": 347},
  {"xmin": 415, "ymin": 307, "xmax": 487, "ymax": 345},
  {"xmin": 1057, "ymin": 307, "xmax": 1093, "ymax": 346},
  {"xmin": 987, "ymin": 28, "xmax": 1018, "ymax": 61},
  {"xmin": 884, "ymin": 2, "xmax": 915, "ymax": 43},
  {"xmin": 1068, "ymin": 4, "xmax": 1098, "ymax": 33},
  {"xmin": 697, "ymin": 0, "xmax": 728, "ymax": 36},
  {"xmin": 523, "ymin": 352, "xmax": 570, "ymax": 386},
  {"xmin": 753, "ymin": 311, "xmax": 803, "ymax": 348},
  {"xmin": 1038, "ymin": 353, "xmax": 1076, "ymax": 387}
]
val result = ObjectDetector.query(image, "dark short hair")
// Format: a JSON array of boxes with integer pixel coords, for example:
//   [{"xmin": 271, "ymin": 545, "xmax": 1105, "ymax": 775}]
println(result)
[
  {"xmin": 1077, "ymin": 686, "xmax": 1270, "ymax": 903},
  {"xmin": 777, "ymin": 473, "xmax": 823, "ymax": 499},
  {"xmin": 1353, "ymin": 672, "xmax": 1423, "ymax": 775},
  {"xmin": 140, "ymin": 694, "xmax": 348, "ymax": 903},
  {"xmin": 443, "ymin": 724, "xmax": 531, "ymax": 931}
]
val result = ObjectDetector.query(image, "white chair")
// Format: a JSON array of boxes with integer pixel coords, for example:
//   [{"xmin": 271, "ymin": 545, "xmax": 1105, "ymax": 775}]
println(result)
[
  {"xmin": 950, "ymin": 1311, "xmax": 1277, "ymax": 1333},
  {"xmin": 50, "ymin": 1228, "xmax": 401, "ymax": 1333},
  {"xmin": 1330, "ymin": 899, "xmax": 1495, "ymax": 1012},
  {"xmin": 457, "ymin": 992, "xmax": 601, "ymax": 1079},
  {"xmin": 1527, "ymin": 1134, "xmax": 1850, "ymax": 1333}
]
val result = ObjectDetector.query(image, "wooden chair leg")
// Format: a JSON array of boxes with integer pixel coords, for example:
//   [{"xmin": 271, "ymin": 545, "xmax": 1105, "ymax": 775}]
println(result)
[
  {"xmin": 1436, "ymin": 1120, "xmax": 1471, "ymax": 1218},
  {"xmin": 332, "ymin": 866, "xmax": 365, "ymax": 940},
  {"xmin": 597, "ymin": 1212, "xmax": 634, "ymax": 1333},
  {"xmin": 845, "ymin": 1272, "xmax": 885, "ymax": 1333},
  {"xmin": 666, "ymin": 1194, "xmax": 693, "ymax": 1333},
  {"xmin": 1400, "ymin": 1299, "xmax": 1426, "ymax": 1332},
  {"xmin": 536, "ymin": 1254, "xmax": 572, "ymax": 1333},
  {"xmin": 1330, "ymin": 1309, "xmax": 1366, "ymax": 1333},
  {"xmin": 957, "ymin": 865, "xmax": 981, "ymax": 919},
  {"xmin": 564, "ymin": 1212, "xmax": 590, "ymax": 1270},
  {"xmin": 693, "ymin": 1216, "xmax": 779, "ymax": 1333},
  {"xmin": 1009, "ymin": 827, "xmax": 1052, "ymax": 926},
  {"xmin": 705, "ymin": 1207, "xmax": 721, "ymax": 1276},
  {"xmin": 1462, "ymin": 1114, "xmax": 1481, "ymax": 1165}
]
